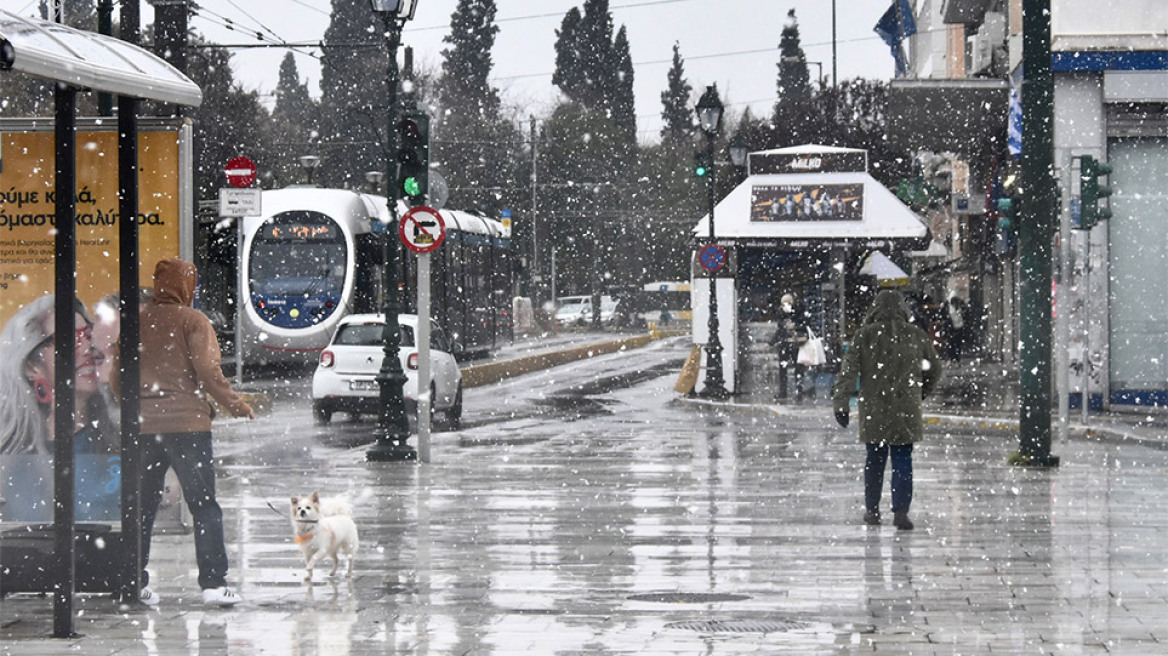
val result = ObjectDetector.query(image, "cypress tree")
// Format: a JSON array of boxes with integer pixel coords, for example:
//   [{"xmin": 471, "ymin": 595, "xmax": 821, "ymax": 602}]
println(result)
[{"xmin": 659, "ymin": 42, "xmax": 693, "ymax": 145}]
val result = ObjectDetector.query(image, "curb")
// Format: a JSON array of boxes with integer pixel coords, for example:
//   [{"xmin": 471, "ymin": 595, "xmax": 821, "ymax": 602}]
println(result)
[{"xmin": 460, "ymin": 333, "xmax": 660, "ymax": 388}]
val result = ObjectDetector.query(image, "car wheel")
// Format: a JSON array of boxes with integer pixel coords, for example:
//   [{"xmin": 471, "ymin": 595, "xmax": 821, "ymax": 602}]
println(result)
[
  {"xmin": 445, "ymin": 382, "xmax": 463, "ymax": 430},
  {"xmin": 313, "ymin": 401, "xmax": 332, "ymax": 425}
]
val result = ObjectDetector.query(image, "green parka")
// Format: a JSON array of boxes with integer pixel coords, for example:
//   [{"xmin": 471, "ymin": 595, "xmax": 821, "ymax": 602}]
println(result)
[{"xmin": 833, "ymin": 290, "xmax": 942, "ymax": 445}]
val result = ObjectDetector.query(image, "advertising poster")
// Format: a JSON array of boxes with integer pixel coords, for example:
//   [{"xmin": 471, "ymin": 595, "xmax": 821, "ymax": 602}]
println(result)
[
  {"xmin": 0, "ymin": 121, "xmax": 190, "ymax": 522},
  {"xmin": 750, "ymin": 183, "xmax": 864, "ymax": 222}
]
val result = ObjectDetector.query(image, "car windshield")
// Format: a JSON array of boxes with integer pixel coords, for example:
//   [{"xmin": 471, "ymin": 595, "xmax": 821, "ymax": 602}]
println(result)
[{"xmin": 333, "ymin": 322, "xmax": 415, "ymax": 348}]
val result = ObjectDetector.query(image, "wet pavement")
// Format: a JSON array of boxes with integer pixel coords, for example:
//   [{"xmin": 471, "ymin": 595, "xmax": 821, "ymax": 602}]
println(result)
[{"xmin": 3, "ymin": 336, "xmax": 1168, "ymax": 654}]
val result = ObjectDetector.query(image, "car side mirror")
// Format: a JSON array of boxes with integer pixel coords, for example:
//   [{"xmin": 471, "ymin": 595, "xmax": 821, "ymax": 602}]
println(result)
[{"xmin": 451, "ymin": 341, "xmax": 465, "ymax": 355}]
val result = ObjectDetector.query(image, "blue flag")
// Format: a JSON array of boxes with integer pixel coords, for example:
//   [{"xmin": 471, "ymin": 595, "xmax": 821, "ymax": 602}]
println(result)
[{"xmin": 874, "ymin": 0, "xmax": 917, "ymax": 76}]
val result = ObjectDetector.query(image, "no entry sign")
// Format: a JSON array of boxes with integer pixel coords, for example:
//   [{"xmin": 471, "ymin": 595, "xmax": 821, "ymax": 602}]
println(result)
[
  {"xmin": 225, "ymin": 156, "xmax": 256, "ymax": 188},
  {"xmin": 399, "ymin": 205, "xmax": 446, "ymax": 253}
]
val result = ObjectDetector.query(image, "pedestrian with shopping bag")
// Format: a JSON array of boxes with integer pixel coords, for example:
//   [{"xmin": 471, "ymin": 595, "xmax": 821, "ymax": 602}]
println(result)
[
  {"xmin": 832, "ymin": 290, "xmax": 942, "ymax": 530},
  {"xmin": 769, "ymin": 292, "xmax": 808, "ymax": 402}
]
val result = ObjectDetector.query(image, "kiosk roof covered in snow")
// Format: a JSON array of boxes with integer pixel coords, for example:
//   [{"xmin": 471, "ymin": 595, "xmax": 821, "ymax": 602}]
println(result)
[{"xmin": 693, "ymin": 145, "xmax": 929, "ymax": 249}]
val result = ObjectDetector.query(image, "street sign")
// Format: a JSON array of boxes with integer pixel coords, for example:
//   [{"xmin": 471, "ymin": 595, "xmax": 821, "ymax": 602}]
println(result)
[
  {"xmin": 399, "ymin": 205, "xmax": 446, "ymax": 253},
  {"xmin": 218, "ymin": 187, "xmax": 261, "ymax": 217},
  {"xmin": 225, "ymin": 156, "xmax": 256, "ymax": 188},
  {"xmin": 699, "ymin": 243, "xmax": 726, "ymax": 272}
]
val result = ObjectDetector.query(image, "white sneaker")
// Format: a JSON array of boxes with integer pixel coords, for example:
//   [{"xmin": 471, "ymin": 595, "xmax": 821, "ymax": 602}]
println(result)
[
  {"xmin": 202, "ymin": 586, "xmax": 243, "ymax": 606},
  {"xmin": 139, "ymin": 587, "xmax": 160, "ymax": 607}
]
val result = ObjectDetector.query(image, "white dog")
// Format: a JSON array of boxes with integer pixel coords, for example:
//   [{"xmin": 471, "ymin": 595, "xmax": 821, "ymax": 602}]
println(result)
[{"xmin": 290, "ymin": 491, "xmax": 358, "ymax": 582}]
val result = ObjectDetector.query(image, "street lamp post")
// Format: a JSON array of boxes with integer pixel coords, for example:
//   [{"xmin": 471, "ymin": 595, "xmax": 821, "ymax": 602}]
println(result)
[
  {"xmin": 368, "ymin": 0, "xmax": 419, "ymax": 462},
  {"xmin": 696, "ymin": 85, "xmax": 728, "ymax": 399},
  {"xmin": 298, "ymin": 154, "xmax": 320, "ymax": 185}
]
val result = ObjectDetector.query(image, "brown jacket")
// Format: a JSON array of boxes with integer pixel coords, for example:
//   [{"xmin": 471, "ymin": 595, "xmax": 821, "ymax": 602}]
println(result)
[{"xmin": 139, "ymin": 258, "xmax": 252, "ymax": 434}]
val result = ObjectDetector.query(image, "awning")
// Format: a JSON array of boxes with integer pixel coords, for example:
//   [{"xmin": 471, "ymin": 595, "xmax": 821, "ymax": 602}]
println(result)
[
  {"xmin": 693, "ymin": 170, "xmax": 929, "ymax": 250},
  {"xmin": 0, "ymin": 9, "xmax": 202, "ymax": 106},
  {"xmin": 859, "ymin": 251, "xmax": 910, "ymax": 287}
]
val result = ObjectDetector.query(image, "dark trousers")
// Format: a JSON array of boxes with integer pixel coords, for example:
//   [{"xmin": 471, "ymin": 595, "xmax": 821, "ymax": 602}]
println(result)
[
  {"xmin": 776, "ymin": 344, "xmax": 805, "ymax": 400},
  {"xmin": 865, "ymin": 443, "xmax": 914, "ymax": 514},
  {"xmin": 139, "ymin": 431, "xmax": 229, "ymax": 590}
]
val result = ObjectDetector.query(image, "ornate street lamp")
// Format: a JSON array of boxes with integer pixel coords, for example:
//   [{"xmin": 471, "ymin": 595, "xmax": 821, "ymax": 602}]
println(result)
[
  {"xmin": 728, "ymin": 134, "xmax": 748, "ymax": 170},
  {"xmin": 367, "ymin": 0, "xmax": 419, "ymax": 462},
  {"xmin": 297, "ymin": 154, "xmax": 320, "ymax": 185},
  {"xmin": 695, "ymin": 85, "xmax": 728, "ymax": 399}
]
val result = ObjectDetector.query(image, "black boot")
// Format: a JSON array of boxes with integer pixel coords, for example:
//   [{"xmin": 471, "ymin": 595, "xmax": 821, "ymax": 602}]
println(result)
[
  {"xmin": 893, "ymin": 512, "xmax": 914, "ymax": 530},
  {"xmin": 863, "ymin": 510, "xmax": 881, "ymax": 526}
]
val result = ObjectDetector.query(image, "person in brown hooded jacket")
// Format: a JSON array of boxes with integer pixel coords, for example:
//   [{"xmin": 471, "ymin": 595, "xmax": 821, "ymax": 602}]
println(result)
[{"xmin": 137, "ymin": 258, "xmax": 253, "ymax": 607}]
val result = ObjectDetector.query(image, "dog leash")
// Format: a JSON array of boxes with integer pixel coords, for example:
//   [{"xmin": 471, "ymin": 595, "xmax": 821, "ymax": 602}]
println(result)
[{"xmin": 242, "ymin": 420, "xmax": 290, "ymax": 518}]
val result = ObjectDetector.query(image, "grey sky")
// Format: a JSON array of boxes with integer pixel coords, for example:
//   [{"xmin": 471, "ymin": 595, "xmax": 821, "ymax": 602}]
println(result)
[{"xmin": 4, "ymin": 0, "xmax": 899, "ymax": 141}]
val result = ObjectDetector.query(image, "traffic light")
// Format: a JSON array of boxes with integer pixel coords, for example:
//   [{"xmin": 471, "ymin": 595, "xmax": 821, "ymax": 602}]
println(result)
[
  {"xmin": 1079, "ymin": 155, "xmax": 1113, "ymax": 230},
  {"xmin": 693, "ymin": 150, "xmax": 711, "ymax": 178},
  {"xmin": 396, "ymin": 109, "xmax": 429, "ymax": 205},
  {"xmin": 994, "ymin": 196, "xmax": 1016, "ymax": 256}
]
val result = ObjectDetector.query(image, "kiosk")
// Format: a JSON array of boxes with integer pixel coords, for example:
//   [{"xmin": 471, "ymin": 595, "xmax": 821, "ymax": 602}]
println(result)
[{"xmin": 690, "ymin": 145, "xmax": 930, "ymax": 397}]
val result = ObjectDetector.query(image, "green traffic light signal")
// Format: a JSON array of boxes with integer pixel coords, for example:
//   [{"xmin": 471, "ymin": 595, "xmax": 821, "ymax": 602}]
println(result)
[
  {"xmin": 396, "ymin": 110, "xmax": 430, "ymax": 205},
  {"xmin": 693, "ymin": 151, "xmax": 711, "ymax": 178},
  {"xmin": 1080, "ymin": 155, "xmax": 1113, "ymax": 230}
]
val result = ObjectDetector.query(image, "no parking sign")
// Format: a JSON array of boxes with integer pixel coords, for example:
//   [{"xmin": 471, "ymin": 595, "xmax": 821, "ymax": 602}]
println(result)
[{"xmin": 699, "ymin": 243, "xmax": 726, "ymax": 272}]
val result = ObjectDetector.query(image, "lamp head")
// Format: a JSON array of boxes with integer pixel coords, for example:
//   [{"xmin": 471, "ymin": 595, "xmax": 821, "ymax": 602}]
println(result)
[{"xmin": 695, "ymin": 85, "xmax": 723, "ymax": 135}]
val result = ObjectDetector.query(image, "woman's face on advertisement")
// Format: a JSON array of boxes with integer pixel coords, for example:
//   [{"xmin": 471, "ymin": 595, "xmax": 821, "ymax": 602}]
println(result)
[{"xmin": 27, "ymin": 311, "xmax": 101, "ymax": 397}]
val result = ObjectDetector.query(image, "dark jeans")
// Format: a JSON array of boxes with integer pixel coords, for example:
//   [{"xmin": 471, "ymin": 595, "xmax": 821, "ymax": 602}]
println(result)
[
  {"xmin": 776, "ymin": 344, "xmax": 805, "ymax": 399},
  {"xmin": 140, "ymin": 431, "xmax": 229, "ymax": 590},
  {"xmin": 865, "ymin": 443, "xmax": 914, "ymax": 514}
]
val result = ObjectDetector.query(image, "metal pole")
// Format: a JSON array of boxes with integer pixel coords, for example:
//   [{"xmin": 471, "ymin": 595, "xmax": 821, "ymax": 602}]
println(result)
[
  {"xmin": 235, "ymin": 218, "xmax": 244, "ymax": 385},
  {"xmin": 116, "ymin": 94, "xmax": 143, "ymax": 605},
  {"xmin": 1081, "ymin": 240, "xmax": 1090, "ymax": 425},
  {"xmin": 52, "ymin": 82, "xmax": 77, "ymax": 639},
  {"xmin": 1016, "ymin": 0, "xmax": 1059, "ymax": 467},
  {"xmin": 831, "ymin": 0, "xmax": 838, "ymax": 88},
  {"xmin": 417, "ymin": 253, "xmax": 432, "ymax": 463},
  {"xmin": 368, "ymin": 13, "xmax": 414, "ymax": 462},
  {"xmin": 700, "ymin": 130, "xmax": 728, "ymax": 399},
  {"xmin": 1056, "ymin": 164, "xmax": 1070, "ymax": 445},
  {"xmin": 530, "ymin": 116, "xmax": 538, "ymax": 302},
  {"xmin": 116, "ymin": 0, "xmax": 143, "ymax": 607}
]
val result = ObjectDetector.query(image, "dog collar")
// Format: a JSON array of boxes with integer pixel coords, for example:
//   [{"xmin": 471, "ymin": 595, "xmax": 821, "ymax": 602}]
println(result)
[{"xmin": 293, "ymin": 533, "xmax": 314, "ymax": 544}]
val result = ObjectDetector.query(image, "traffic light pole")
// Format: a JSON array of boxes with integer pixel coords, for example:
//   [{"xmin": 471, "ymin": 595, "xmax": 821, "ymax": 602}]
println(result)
[
  {"xmin": 368, "ymin": 11, "xmax": 415, "ymax": 462},
  {"xmin": 1015, "ymin": 0, "xmax": 1059, "ymax": 467}
]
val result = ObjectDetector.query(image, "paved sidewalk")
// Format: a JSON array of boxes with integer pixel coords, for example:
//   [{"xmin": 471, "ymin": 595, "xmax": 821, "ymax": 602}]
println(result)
[{"xmin": 2, "ymin": 337, "xmax": 1167, "ymax": 654}]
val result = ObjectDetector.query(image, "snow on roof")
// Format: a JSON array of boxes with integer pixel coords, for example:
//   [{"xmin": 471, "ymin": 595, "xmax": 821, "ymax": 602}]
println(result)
[{"xmin": 693, "ymin": 171, "xmax": 928, "ymax": 244}]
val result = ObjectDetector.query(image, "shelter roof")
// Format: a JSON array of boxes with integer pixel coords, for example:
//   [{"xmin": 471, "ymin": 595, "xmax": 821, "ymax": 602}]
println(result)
[
  {"xmin": 0, "ymin": 9, "xmax": 201, "ymax": 106},
  {"xmin": 693, "ymin": 171, "xmax": 929, "ymax": 248}
]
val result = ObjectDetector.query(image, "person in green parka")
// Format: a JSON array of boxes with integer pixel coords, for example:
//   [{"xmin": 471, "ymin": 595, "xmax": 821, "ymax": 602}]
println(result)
[{"xmin": 833, "ymin": 290, "xmax": 943, "ymax": 530}]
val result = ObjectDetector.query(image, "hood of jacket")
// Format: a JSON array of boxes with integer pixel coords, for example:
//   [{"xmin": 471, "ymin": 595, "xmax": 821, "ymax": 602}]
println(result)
[
  {"xmin": 864, "ymin": 290, "xmax": 911, "ymax": 325},
  {"xmin": 152, "ymin": 258, "xmax": 197, "ymax": 307}
]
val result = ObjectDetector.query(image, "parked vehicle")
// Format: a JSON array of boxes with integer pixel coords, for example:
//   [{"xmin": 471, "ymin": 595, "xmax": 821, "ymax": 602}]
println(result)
[
  {"xmin": 554, "ymin": 295, "xmax": 616, "ymax": 326},
  {"xmin": 310, "ymin": 313, "xmax": 463, "ymax": 429}
]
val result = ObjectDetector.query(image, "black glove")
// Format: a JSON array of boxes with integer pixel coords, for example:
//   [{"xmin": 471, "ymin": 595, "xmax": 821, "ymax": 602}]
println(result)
[{"xmin": 834, "ymin": 409, "xmax": 849, "ymax": 428}]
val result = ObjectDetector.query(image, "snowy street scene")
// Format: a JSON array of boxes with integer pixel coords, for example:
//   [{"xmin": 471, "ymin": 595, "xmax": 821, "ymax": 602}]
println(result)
[{"xmin": 3, "ymin": 0, "xmax": 1168, "ymax": 653}]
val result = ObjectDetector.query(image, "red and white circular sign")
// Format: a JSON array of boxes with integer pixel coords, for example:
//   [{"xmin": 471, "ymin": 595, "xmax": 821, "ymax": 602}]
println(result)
[
  {"xmin": 225, "ymin": 156, "xmax": 257, "ymax": 188},
  {"xmin": 398, "ymin": 205, "xmax": 446, "ymax": 254}
]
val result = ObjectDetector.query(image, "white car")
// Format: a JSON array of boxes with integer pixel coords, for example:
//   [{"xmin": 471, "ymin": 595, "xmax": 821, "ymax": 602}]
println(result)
[
  {"xmin": 311, "ymin": 313, "xmax": 463, "ymax": 428},
  {"xmin": 555, "ymin": 295, "xmax": 616, "ymax": 326}
]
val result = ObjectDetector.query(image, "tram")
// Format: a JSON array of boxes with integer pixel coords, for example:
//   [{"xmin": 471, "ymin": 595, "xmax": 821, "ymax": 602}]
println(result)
[{"xmin": 238, "ymin": 187, "xmax": 511, "ymax": 367}]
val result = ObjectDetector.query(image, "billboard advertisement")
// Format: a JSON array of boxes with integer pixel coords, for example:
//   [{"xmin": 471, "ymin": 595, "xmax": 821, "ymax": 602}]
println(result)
[
  {"xmin": 750, "ymin": 183, "xmax": 865, "ymax": 222},
  {"xmin": 0, "ymin": 118, "xmax": 192, "ymax": 522}
]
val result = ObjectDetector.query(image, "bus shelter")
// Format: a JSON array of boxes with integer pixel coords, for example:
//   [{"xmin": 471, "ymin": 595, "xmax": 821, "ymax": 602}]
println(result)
[
  {"xmin": 0, "ymin": 9, "xmax": 201, "ymax": 636},
  {"xmin": 690, "ymin": 145, "xmax": 929, "ymax": 397}
]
